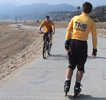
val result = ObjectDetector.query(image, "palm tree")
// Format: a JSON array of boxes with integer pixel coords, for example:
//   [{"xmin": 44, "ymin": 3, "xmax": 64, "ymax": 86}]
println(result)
[{"xmin": 77, "ymin": 6, "xmax": 81, "ymax": 15}]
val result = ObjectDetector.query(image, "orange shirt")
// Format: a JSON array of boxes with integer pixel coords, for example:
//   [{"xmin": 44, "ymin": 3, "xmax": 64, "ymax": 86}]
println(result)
[
  {"xmin": 65, "ymin": 13, "xmax": 97, "ymax": 49},
  {"xmin": 40, "ymin": 20, "xmax": 54, "ymax": 33}
]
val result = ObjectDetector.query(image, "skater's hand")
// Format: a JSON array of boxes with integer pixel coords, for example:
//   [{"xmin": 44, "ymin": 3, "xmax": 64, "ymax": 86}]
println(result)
[
  {"xmin": 65, "ymin": 40, "xmax": 71, "ymax": 52},
  {"xmin": 92, "ymin": 55, "xmax": 96, "ymax": 58},
  {"xmin": 92, "ymin": 49, "xmax": 97, "ymax": 58},
  {"xmin": 65, "ymin": 40, "xmax": 70, "ymax": 48},
  {"xmin": 66, "ymin": 46, "xmax": 71, "ymax": 52}
]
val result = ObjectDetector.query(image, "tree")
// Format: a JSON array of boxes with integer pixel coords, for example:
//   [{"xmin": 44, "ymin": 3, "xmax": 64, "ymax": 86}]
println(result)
[
  {"xmin": 77, "ymin": 6, "xmax": 81, "ymax": 15},
  {"xmin": 101, "ymin": 6, "xmax": 106, "ymax": 18}
]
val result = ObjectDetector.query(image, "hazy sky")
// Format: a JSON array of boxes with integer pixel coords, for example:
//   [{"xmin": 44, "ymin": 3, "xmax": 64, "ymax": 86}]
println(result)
[{"xmin": 0, "ymin": 0, "xmax": 106, "ymax": 7}]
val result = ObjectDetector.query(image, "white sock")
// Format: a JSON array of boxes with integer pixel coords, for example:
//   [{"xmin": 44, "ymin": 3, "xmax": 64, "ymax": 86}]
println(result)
[{"xmin": 66, "ymin": 78, "xmax": 71, "ymax": 81}]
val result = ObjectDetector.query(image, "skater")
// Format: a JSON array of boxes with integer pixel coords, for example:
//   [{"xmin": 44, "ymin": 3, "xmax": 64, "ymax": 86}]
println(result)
[{"xmin": 64, "ymin": 2, "xmax": 97, "ymax": 97}]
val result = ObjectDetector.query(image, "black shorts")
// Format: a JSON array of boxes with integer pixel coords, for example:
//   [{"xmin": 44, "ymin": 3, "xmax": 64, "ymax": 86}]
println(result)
[
  {"xmin": 48, "ymin": 31, "xmax": 52, "ymax": 34},
  {"xmin": 43, "ymin": 31, "xmax": 52, "ymax": 41},
  {"xmin": 43, "ymin": 33, "xmax": 49, "ymax": 41},
  {"xmin": 68, "ymin": 39, "xmax": 88, "ymax": 72}
]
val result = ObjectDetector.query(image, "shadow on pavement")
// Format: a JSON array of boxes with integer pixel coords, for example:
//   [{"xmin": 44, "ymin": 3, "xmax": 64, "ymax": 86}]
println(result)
[
  {"xmin": 48, "ymin": 54, "xmax": 106, "ymax": 61},
  {"xmin": 87, "ymin": 56, "xmax": 106, "ymax": 59},
  {"xmin": 47, "ymin": 54, "xmax": 68, "ymax": 60},
  {"xmin": 68, "ymin": 94, "xmax": 106, "ymax": 100},
  {"xmin": 96, "ymin": 56, "xmax": 106, "ymax": 59}
]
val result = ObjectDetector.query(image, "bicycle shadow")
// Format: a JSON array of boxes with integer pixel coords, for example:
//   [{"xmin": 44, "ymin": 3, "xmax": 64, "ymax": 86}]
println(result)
[
  {"xmin": 47, "ymin": 54, "xmax": 106, "ymax": 61},
  {"xmin": 67, "ymin": 94, "xmax": 106, "ymax": 100},
  {"xmin": 48, "ymin": 54, "xmax": 68, "ymax": 61}
]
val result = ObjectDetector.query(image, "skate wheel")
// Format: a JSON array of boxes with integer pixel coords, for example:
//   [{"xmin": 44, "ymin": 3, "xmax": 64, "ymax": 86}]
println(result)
[
  {"xmin": 73, "ymin": 95, "xmax": 76, "ymax": 98},
  {"xmin": 73, "ymin": 93, "xmax": 80, "ymax": 98},
  {"xmin": 65, "ymin": 93, "xmax": 67, "ymax": 97}
]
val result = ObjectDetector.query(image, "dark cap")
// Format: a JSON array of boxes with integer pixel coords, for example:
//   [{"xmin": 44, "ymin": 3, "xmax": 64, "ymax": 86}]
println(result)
[{"xmin": 46, "ymin": 15, "xmax": 50, "ymax": 18}]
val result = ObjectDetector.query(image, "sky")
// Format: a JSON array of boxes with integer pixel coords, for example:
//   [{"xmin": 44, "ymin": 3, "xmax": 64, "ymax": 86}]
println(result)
[{"xmin": 0, "ymin": 0, "xmax": 106, "ymax": 7}]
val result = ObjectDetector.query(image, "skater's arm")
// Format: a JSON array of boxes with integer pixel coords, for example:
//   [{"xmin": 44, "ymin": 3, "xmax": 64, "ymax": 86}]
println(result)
[
  {"xmin": 65, "ymin": 18, "xmax": 73, "ymax": 40},
  {"xmin": 65, "ymin": 19, "xmax": 73, "ymax": 52},
  {"xmin": 91, "ymin": 22, "xmax": 97, "ymax": 49},
  {"xmin": 91, "ymin": 22, "xmax": 97, "ymax": 57}
]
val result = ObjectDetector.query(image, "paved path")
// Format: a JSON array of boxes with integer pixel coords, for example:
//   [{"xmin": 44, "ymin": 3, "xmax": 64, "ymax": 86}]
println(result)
[{"xmin": 0, "ymin": 27, "xmax": 106, "ymax": 100}]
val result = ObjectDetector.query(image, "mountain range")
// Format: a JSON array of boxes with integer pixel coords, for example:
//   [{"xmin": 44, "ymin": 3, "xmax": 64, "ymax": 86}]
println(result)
[
  {"xmin": 0, "ymin": 3, "xmax": 105, "ymax": 21},
  {"xmin": 0, "ymin": 3, "xmax": 77, "ymax": 20}
]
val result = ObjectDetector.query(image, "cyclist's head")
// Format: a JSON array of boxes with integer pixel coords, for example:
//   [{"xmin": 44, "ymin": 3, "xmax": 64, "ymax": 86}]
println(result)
[
  {"xmin": 46, "ymin": 15, "xmax": 50, "ymax": 19},
  {"xmin": 45, "ymin": 15, "xmax": 50, "ymax": 22},
  {"xmin": 82, "ymin": 2, "xmax": 92, "ymax": 14}
]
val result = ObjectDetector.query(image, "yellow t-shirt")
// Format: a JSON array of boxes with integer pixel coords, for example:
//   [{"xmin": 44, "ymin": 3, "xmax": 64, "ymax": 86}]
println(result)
[
  {"xmin": 65, "ymin": 13, "xmax": 97, "ymax": 49},
  {"xmin": 40, "ymin": 20, "xmax": 54, "ymax": 33}
]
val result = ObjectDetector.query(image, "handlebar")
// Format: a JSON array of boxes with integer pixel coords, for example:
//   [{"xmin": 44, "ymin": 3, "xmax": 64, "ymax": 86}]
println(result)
[{"xmin": 38, "ymin": 31, "xmax": 43, "ymax": 34}]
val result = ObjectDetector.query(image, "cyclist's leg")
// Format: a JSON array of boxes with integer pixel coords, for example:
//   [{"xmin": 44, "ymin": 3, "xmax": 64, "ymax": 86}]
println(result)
[
  {"xmin": 50, "ymin": 33, "xmax": 52, "ymax": 41},
  {"xmin": 43, "ymin": 33, "xmax": 48, "ymax": 47},
  {"xmin": 46, "ymin": 36, "xmax": 49, "ymax": 49},
  {"xmin": 43, "ymin": 33, "xmax": 46, "ymax": 44},
  {"xmin": 42, "ymin": 33, "xmax": 49, "ymax": 58},
  {"xmin": 44, "ymin": 33, "xmax": 49, "ymax": 49},
  {"xmin": 48, "ymin": 31, "xmax": 52, "ymax": 46},
  {"xmin": 43, "ymin": 34, "xmax": 45, "ymax": 44},
  {"xmin": 48, "ymin": 31, "xmax": 52, "ymax": 41}
]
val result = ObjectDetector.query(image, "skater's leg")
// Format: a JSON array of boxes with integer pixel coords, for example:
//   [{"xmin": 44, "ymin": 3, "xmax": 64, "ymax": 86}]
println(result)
[
  {"xmin": 74, "ymin": 69, "xmax": 84, "ymax": 95},
  {"xmin": 64, "ymin": 64, "xmax": 76, "ymax": 96},
  {"xmin": 64, "ymin": 67, "xmax": 76, "ymax": 96},
  {"xmin": 74, "ymin": 40, "xmax": 87, "ymax": 97},
  {"xmin": 66, "ymin": 68, "xmax": 73, "ymax": 79},
  {"xmin": 64, "ymin": 40, "xmax": 77, "ymax": 96},
  {"xmin": 74, "ymin": 71, "xmax": 84, "ymax": 96},
  {"xmin": 64, "ymin": 68, "xmax": 73, "ymax": 94},
  {"xmin": 76, "ymin": 71, "xmax": 84, "ymax": 82},
  {"xmin": 74, "ymin": 81, "xmax": 82, "ymax": 98},
  {"xmin": 66, "ymin": 48, "xmax": 76, "ymax": 80}
]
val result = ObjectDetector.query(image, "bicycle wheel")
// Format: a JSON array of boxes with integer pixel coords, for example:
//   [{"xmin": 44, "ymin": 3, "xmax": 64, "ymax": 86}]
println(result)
[{"xmin": 43, "ymin": 41, "xmax": 47, "ymax": 59}]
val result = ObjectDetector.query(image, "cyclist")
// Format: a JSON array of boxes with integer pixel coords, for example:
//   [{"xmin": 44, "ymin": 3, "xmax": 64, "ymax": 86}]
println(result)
[
  {"xmin": 38, "ymin": 15, "xmax": 55, "ymax": 46},
  {"xmin": 64, "ymin": 2, "xmax": 97, "ymax": 96}
]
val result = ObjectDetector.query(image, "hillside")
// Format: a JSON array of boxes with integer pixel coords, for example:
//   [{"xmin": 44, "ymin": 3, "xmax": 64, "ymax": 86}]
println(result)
[
  {"xmin": 40, "ymin": 11, "xmax": 78, "ymax": 21},
  {"xmin": 90, "ymin": 6, "xmax": 105, "ymax": 17},
  {"xmin": 0, "ymin": 3, "xmax": 77, "ymax": 20},
  {"xmin": 0, "ymin": 4, "xmax": 16, "ymax": 14},
  {"xmin": 40, "ymin": 6, "xmax": 106, "ymax": 21},
  {"xmin": 0, "ymin": 4, "xmax": 106, "ymax": 21}
]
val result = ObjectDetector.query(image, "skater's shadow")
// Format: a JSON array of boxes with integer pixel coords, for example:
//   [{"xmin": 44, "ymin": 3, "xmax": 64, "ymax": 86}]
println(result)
[
  {"xmin": 68, "ymin": 94, "xmax": 106, "ymax": 100},
  {"xmin": 95, "ymin": 56, "xmax": 106, "ymax": 59},
  {"xmin": 87, "ymin": 56, "xmax": 106, "ymax": 60}
]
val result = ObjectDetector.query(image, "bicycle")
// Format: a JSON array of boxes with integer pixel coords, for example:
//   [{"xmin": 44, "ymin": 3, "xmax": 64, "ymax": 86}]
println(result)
[
  {"xmin": 43, "ymin": 32, "xmax": 52, "ymax": 59},
  {"xmin": 38, "ymin": 31, "xmax": 51, "ymax": 59}
]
